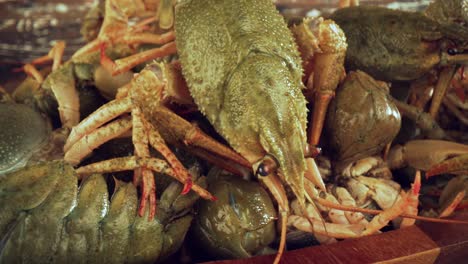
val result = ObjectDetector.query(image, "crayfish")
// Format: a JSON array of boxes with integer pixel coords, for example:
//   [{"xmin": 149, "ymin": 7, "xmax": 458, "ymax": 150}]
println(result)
[
  {"xmin": 9, "ymin": 0, "xmax": 468, "ymax": 263},
  {"xmin": 0, "ymin": 160, "xmax": 206, "ymax": 263},
  {"xmin": 330, "ymin": 0, "xmax": 468, "ymax": 119}
]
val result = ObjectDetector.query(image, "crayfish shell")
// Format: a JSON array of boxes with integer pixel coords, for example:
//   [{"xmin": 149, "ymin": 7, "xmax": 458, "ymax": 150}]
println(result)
[
  {"xmin": 0, "ymin": 104, "xmax": 51, "ymax": 174},
  {"xmin": 326, "ymin": 71, "xmax": 401, "ymax": 163}
]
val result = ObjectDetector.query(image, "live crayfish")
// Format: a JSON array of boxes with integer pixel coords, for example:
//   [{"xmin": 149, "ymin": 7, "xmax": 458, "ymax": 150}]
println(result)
[
  {"xmin": 61, "ymin": 0, "xmax": 349, "ymax": 262},
  {"xmin": 0, "ymin": 99, "xmax": 51, "ymax": 174},
  {"xmin": 192, "ymin": 168, "xmax": 277, "ymax": 259},
  {"xmin": 0, "ymin": 160, "xmax": 206, "ymax": 263},
  {"xmin": 330, "ymin": 0, "xmax": 468, "ymax": 118},
  {"xmin": 0, "ymin": 44, "xmax": 135, "ymax": 174}
]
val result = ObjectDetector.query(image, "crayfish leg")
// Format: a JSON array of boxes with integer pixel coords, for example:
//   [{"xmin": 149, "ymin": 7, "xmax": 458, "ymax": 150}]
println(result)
[
  {"xmin": 64, "ymin": 116, "xmax": 132, "ymax": 165},
  {"xmin": 72, "ymin": 38, "xmax": 101, "ymax": 59},
  {"xmin": 133, "ymin": 106, "xmax": 175, "ymax": 220},
  {"xmin": 443, "ymin": 95, "xmax": 468, "ymax": 126},
  {"xmin": 123, "ymin": 31, "xmax": 175, "ymax": 45},
  {"xmin": 399, "ymin": 170, "xmax": 421, "ymax": 228},
  {"xmin": 439, "ymin": 190, "xmax": 466, "ymax": 218},
  {"xmin": 288, "ymin": 215, "xmax": 366, "ymax": 239},
  {"xmin": 139, "ymin": 169, "xmax": 156, "ymax": 220},
  {"xmin": 151, "ymin": 106, "xmax": 251, "ymax": 169},
  {"xmin": 75, "ymin": 156, "xmax": 215, "ymax": 201},
  {"xmin": 332, "ymin": 187, "xmax": 369, "ymax": 225},
  {"xmin": 99, "ymin": 31, "xmax": 176, "ymax": 76},
  {"xmin": 109, "ymin": 41, "xmax": 177, "ymax": 76},
  {"xmin": 391, "ymin": 99, "xmax": 448, "ymax": 140},
  {"xmin": 49, "ymin": 41, "xmax": 66, "ymax": 71},
  {"xmin": 291, "ymin": 18, "xmax": 347, "ymax": 148},
  {"xmin": 362, "ymin": 191, "xmax": 408, "ymax": 236},
  {"xmin": 23, "ymin": 64, "xmax": 44, "ymax": 84},
  {"xmin": 65, "ymin": 97, "xmax": 133, "ymax": 151},
  {"xmin": 19, "ymin": 40, "xmax": 66, "ymax": 74},
  {"xmin": 144, "ymin": 113, "xmax": 193, "ymax": 195},
  {"xmin": 429, "ymin": 65, "xmax": 457, "ymax": 118}
]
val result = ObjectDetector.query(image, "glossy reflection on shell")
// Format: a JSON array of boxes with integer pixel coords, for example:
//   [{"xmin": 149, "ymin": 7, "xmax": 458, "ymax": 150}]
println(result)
[
  {"xmin": 0, "ymin": 104, "xmax": 50, "ymax": 174},
  {"xmin": 326, "ymin": 71, "xmax": 401, "ymax": 162},
  {"xmin": 192, "ymin": 175, "xmax": 277, "ymax": 259}
]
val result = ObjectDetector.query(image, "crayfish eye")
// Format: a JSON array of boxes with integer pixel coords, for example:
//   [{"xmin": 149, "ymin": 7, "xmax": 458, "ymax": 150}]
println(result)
[
  {"xmin": 447, "ymin": 48, "xmax": 458, "ymax": 55},
  {"xmin": 256, "ymin": 163, "xmax": 270, "ymax": 177},
  {"xmin": 255, "ymin": 155, "xmax": 279, "ymax": 177}
]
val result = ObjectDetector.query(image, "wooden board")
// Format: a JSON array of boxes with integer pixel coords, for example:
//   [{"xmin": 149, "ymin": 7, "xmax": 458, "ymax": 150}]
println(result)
[{"xmin": 205, "ymin": 211, "xmax": 468, "ymax": 264}]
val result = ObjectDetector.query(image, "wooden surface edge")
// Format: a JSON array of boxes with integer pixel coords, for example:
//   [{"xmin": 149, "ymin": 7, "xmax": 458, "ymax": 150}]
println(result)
[
  {"xmin": 205, "ymin": 226, "xmax": 439, "ymax": 264},
  {"xmin": 204, "ymin": 211, "xmax": 468, "ymax": 264}
]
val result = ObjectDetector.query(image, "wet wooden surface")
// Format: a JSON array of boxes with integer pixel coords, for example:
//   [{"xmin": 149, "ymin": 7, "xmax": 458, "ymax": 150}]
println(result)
[
  {"xmin": 0, "ymin": 0, "xmax": 432, "ymax": 65},
  {"xmin": 0, "ymin": 0, "xmax": 93, "ymax": 64},
  {"xmin": 206, "ymin": 211, "xmax": 468, "ymax": 264}
]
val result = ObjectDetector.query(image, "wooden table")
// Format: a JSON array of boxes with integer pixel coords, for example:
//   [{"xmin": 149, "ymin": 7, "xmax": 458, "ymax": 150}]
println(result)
[{"xmin": 205, "ymin": 211, "xmax": 468, "ymax": 263}]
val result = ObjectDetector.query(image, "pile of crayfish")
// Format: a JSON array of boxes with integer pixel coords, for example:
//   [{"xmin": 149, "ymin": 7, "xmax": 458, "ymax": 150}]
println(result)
[{"xmin": 0, "ymin": 0, "xmax": 467, "ymax": 263}]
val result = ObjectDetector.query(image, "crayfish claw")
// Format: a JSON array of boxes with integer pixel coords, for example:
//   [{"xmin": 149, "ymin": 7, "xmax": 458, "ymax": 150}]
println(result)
[
  {"xmin": 138, "ymin": 169, "xmax": 156, "ymax": 220},
  {"xmin": 181, "ymin": 179, "xmax": 193, "ymax": 195},
  {"xmin": 426, "ymin": 153, "xmax": 468, "ymax": 177},
  {"xmin": 99, "ymin": 42, "xmax": 118, "ymax": 74}
]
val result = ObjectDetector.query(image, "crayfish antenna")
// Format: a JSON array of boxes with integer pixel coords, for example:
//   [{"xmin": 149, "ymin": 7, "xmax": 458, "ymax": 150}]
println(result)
[
  {"xmin": 313, "ymin": 195, "xmax": 468, "ymax": 225},
  {"xmin": 256, "ymin": 171, "xmax": 289, "ymax": 264},
  {"xmin": 274, "ymin": 210, "xmax": 288, "ymax": 264}
]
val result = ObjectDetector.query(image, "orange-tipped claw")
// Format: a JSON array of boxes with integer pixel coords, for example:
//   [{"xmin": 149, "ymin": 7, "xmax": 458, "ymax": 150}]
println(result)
[
  {"xmin": 439, "ymin": 191, "xmax": 466, "ymax": 218},
  {"xmin": 412, "ymin": 170, "xmax": 421, "ymax": 196},
  {"xmin": 181, "ymin": 179, "xmax": 193, "ymax": 195},
  {"xmin": 99, "ymin": 42, "xmax": 118, "ymax": 74},
  {"xmin": 400, "ymin": 170, "xmax": 421, "ymax": 228},
  {"xmin": 426, "ymin": 154, "xmax": 468, "ymax": 178},
  {"xmin": 138, "ymin": 169, "xmax": 156, "ymax": 220},
  {"xmin": 110, "ymin": 41, "xmax": 177, "ymax": 76}
]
